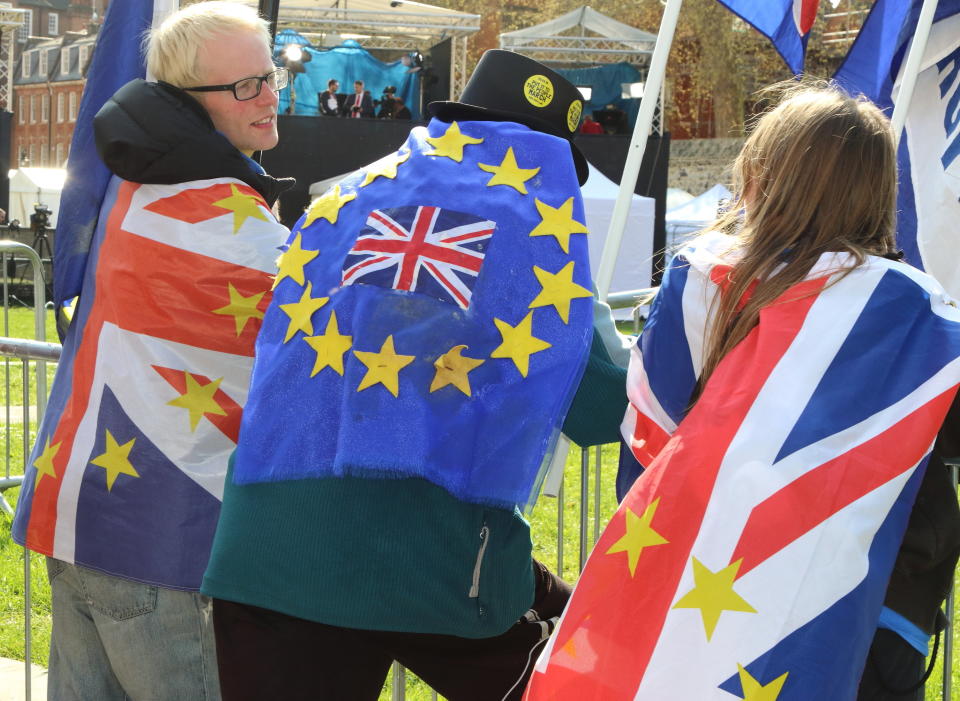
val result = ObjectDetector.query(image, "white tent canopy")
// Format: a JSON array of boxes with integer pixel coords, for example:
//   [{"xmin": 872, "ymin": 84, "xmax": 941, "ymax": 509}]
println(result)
[
  {"xmin": 8, "ymin": 168, "xmax": 66, "ymax": 228},
  {"xmin": 581, "ymin": 163, "xmax": 655, "ymax": 300},
  {"xmin": 500, "ymin": 6, "xmax": 656, "ymax": 65},
  {"xmin": 665, "ymin": 183, "xmax": 732, "ymax": 250}
]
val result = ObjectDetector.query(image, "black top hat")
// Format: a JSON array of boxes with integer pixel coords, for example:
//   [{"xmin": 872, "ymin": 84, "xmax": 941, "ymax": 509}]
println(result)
[{"xmin": 428, "ymin": 50, "xmax": 589, "ymax": 184}]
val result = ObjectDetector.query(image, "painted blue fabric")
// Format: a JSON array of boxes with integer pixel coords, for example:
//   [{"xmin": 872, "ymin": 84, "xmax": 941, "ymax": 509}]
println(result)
[
  {"xmin": 555, "ymin": 63, "xmax": 640, "ymax": 127},
  {"xmin": 233, "ymin": 119, "xmax": 593, "ymax": 509},
  {"xmin": 277, "ymin": 40, "xmax": 420, "ymax": 119}
]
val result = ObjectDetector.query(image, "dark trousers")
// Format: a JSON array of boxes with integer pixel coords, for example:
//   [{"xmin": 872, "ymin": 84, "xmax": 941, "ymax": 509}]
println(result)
[
  {"xmin": 212, "ymin": 560, "xmax": 570, "ymax": 701},
  {"xmin": 857, "ymin": 628, "xmax": 927, "ymax": 701}
]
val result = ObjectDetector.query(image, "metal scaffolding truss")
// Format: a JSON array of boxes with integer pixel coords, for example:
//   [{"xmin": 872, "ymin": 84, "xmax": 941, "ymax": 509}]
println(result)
[
  {"xmin": 272, "ymin": 0, "xmax": 479, "ymax": 99},
  {"xmin": 500, "ymin": 6, "xmax": 663, "ymax": 135},
  {"xmin": 0, "ymin": 4, "xmax": 26, "ymax": 112},
  {"xmin": 500, "ymin": 6, "xmax": 655, "ymax": 67}
]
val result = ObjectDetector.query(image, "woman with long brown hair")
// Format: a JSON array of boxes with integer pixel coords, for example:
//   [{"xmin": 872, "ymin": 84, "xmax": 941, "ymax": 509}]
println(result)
[{"xmin": 524, "ymin": 83, "xmax": 960, "ymax": 700}]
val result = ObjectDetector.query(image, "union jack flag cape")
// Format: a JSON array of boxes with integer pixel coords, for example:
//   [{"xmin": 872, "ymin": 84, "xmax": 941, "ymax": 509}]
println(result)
[
  {"xmin": 232, "ymin": 119, "xmax": 593, "ymax": 509},
  {"xmin": 12, "ymin": 176, "xmax": 287, "ymax": 589},
  {"xmin": 524, "ymin": 231, "xmax": 960, "ymax": 700}
]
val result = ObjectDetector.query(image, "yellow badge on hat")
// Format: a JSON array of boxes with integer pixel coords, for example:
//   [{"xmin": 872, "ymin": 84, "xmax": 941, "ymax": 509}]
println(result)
[
  {"xmin": 524, "ymin": 75, "xmax": 554, "ymax": 108},
  {"xmin": 566, "ymin": 100, "xmax": 583, "ymax": 132}
]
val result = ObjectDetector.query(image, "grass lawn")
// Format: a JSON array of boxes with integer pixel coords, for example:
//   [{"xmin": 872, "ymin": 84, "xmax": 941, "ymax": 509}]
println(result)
[{"xmin": 0, "ymin": 307, "xmax": 956, "ymax": 700}]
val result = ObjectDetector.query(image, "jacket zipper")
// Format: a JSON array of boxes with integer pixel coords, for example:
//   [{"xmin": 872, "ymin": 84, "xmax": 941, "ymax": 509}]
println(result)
[{"xmin": 468, "ymin": 524, "xmax": 490, "ymax": 598}]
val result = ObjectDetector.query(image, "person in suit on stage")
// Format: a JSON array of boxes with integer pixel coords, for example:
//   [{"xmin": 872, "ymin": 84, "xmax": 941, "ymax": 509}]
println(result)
[
  {"xmin": 318, "ymin": 78, "xmax": 343, "ymax": 116},
  {"xmin": 344, "ymin": 79, "xmax": 374, "ymax": 119}
]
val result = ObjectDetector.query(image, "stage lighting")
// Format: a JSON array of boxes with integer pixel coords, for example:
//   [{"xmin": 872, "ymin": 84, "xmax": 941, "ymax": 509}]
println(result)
[{"xmin": 621, "ymin": 82, "xmax": 644, "ymax": 99}]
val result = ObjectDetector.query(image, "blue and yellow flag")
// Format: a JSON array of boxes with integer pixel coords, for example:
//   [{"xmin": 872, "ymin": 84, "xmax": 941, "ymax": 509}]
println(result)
[{"xmin": 233, "ymin": 119, "xmax": 593, "ymax": 508}]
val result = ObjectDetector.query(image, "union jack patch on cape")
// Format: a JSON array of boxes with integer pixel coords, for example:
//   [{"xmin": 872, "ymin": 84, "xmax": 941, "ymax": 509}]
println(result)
[{"xmin": 341, "ymin": 205, "xmax": 495, "ymax": 310}]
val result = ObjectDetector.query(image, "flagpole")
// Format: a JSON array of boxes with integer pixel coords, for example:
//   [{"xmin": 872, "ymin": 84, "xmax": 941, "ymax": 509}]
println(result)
[
  {"xmin": 889, "ymin": 0, "xmax": 939, "ymax": 147},
  {"xmin": 595, "ymin": 0, "xmax": 683, "ymax": 301}
]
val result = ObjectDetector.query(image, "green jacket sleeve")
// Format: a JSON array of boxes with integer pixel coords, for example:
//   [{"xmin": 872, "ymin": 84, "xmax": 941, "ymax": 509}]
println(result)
[{"xmin": 562, "ymin": 328, "xmax": 630, "ymax": 447}]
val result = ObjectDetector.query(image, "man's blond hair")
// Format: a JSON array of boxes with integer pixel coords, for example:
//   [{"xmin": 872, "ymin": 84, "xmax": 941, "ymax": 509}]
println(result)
[{"xmin": 146, "ymin": 1, "xmax": 270, "ymax": 88}]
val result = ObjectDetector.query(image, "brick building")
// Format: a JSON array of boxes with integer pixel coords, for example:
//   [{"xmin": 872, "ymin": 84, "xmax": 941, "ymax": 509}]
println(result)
[{"xmin": 10, "ymin": 1, "xmax": 108, "ymax": 167}]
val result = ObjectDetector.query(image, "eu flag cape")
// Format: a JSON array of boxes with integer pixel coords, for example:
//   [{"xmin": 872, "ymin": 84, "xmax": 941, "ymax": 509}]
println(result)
[
  {"xmin": 524, "ymin": 231, "xmax": 960, "ymax": 700},
  {"xmin": 12, "ymin": 176, "xmax": 288, "ymax": 589},
  {"xmin": 232, "ymin": 119, "xmax": 593, "ymax": 510}
]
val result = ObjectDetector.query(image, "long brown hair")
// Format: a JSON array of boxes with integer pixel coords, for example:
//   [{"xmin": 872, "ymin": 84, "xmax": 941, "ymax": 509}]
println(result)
[{"xmin": 698, "ymin": 81, "xmax": 898, "ymax": 386}]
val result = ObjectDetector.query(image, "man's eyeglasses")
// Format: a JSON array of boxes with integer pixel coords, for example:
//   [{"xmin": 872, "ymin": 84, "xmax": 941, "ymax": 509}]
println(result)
[{"xmin": 184, "ymin": 68, "xmax": 289, "ymax": 101}]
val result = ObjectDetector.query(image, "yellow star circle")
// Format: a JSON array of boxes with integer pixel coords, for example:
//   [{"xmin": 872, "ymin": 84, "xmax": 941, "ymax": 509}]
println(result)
[
  {"xmin": 529, "ymin": 261, "xmax": 593, "ymax": 324},
  {"xmin": 273, "ymin": 233, "xmax": 319, "ymax": 289},
  {"xmin": 424, "ymin": 122, "xmax": 484, "ymax": 162},
  {"xmin": 478, "ymin": 147, "xmax": 540, "ymax": 194},
  {"xmin": 304, "ymin": 311, "xmax": 353, "ymax": 377},
  {"xmin": 303, "ymin": 184, "xmax": 356, "ymax": 227},
  {"xmin": 354, "ymin": 335, "xmax": 415, "ymax": 397},
  {"xmin": 490, "ymin": 312, "xmax": 552, "ymax": 377},
  {"xmin": 430, "ymin": 345, "xmax": 485, "ymax": 396},
  {"xmin": 279, "ymin": 281, "xmax": 329, "ymax": 342},
  {"xmin": 528, "ymin": 197, "xmax": 589, "ymax": 253},
  {"xmin": 361, "ymin": 149, "xmax": 411, "ymax": 187}
]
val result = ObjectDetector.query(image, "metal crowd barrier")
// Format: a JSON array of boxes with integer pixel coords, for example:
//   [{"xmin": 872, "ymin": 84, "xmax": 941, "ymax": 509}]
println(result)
[{"xmin": 2, "ymin": 280, "xmax": 955, "ymax": 700}]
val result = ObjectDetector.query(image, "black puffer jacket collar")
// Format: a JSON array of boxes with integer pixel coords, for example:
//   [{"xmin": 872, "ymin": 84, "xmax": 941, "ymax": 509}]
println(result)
[{"xmin": 94, "ymin": 79, "xmax": 294, "ymax": 206}]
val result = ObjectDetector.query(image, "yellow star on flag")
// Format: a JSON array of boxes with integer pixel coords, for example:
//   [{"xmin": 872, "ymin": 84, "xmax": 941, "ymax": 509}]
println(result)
[
  {"xmin": 212, "ymin": 283, "xmax": 266, "ymax": 336},
  {"xmin": 33, "ymin": 437, "xmax": 61, "ymax": 489},
  {"xmin": 529, "ymin": 262, "xmax": 593, "ymax": 324},
  {"xmin": 303, "ymin": 184, "xmax": 356, "ymax": 227},
  {"xmin": 303, "ymin": 311, "xmax": 353, "ymax": 377},
  {"xmin": 528, "ymin": 197, "xmax": 589, "ymax": 253},
  {"xmin": 490, "ymin": 312, "xmax": 551, "ymax": 377},
  {"xmin": 605, "ymin": 498, "xmax": 669, "ymax": 577},
  {"xmin": 212, "ymin": 183, "xmax": 269, "ymax": 234},
  {"xmin": 279, "ymin": 282, "xmax": 329, "ymax": 342},
  {"xmin": 167, "ymin": 373, "xmax": 227, "ymax": 431},
  {"xmin": 424, "ymin": 122, "xmax": 484, "ymax": 162},
  {"xmin": 273, "ymin": 233, "xmax": 319, "ymax": 289},
  {"xmin": 673, "ymin": 558, "xmax": 757, "ymax": 641},
  {"xmin": 361, "ymin": 149, "xmax": 411, "ymax": 187},
  {"xmin": 90, "ymin": 430, "xmax": 139, "ymax": 491},
  {"xmin": 354, "ymin": 335, "xmax": 415, "ymax": 397},
  {"xmin": 737, "ymin": 664, "xmax": 789, "ymax": 701},
  {"xmin": 430, "ymin": 344, "xmax": 485, "ymax": 396},
  {"xmin": 477, "ymin": 147, "xmax": 540, "ymax": 194}
]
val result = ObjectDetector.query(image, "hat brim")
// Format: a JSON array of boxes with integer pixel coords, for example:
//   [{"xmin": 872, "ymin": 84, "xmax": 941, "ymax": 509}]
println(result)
[{"xmin": 428, "ymin": 101, "xmax": 589, "ymax": 186}]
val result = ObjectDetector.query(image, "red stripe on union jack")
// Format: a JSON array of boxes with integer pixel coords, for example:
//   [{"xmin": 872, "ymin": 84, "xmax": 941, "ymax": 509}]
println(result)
[{"xmin": 341, "ymin": 205, "xmax": 495, "ymax": 310}]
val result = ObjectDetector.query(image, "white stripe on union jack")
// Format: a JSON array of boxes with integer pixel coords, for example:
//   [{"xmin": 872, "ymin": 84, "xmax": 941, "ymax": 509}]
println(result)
[{"xmin": 341, "ymin": 205, "xmax": 495, "ymax": 310}]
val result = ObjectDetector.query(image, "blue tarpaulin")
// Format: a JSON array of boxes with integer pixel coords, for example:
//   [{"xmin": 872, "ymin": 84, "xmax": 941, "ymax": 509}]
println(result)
[
  {"xmin": 276, "ymin": 40, "xmax": 421, "ymax": 119},
  {"xmin": 556, "ymin": 62, "xmax": 641, "ymax": 127}
]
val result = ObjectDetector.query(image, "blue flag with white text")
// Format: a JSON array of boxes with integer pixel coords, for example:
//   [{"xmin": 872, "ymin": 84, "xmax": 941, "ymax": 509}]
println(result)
[
  {"xmin": 53, "ymin": 0, "xmax": 156, "ymax": 307},
  {"xmin": 834, "ymin": 0, "xmax": 960, "ymax": 298}
]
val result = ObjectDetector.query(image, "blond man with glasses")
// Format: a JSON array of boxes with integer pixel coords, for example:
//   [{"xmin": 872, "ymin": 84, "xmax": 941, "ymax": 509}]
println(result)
[{"xmin": 12, "ymin": 3, "xmax": 292, "ymax": 699}]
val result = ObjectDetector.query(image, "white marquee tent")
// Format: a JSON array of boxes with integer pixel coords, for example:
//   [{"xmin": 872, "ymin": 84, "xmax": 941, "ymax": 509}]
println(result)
[{"xmin": 8, "ymin": 168, "xmax": 66, "ymax": 228}]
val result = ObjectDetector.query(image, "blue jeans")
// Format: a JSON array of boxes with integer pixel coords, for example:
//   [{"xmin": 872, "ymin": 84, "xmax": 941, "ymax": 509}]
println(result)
[{"xmin": 46, "ymin": 558, "xmax": 220, "ymax": 701}]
